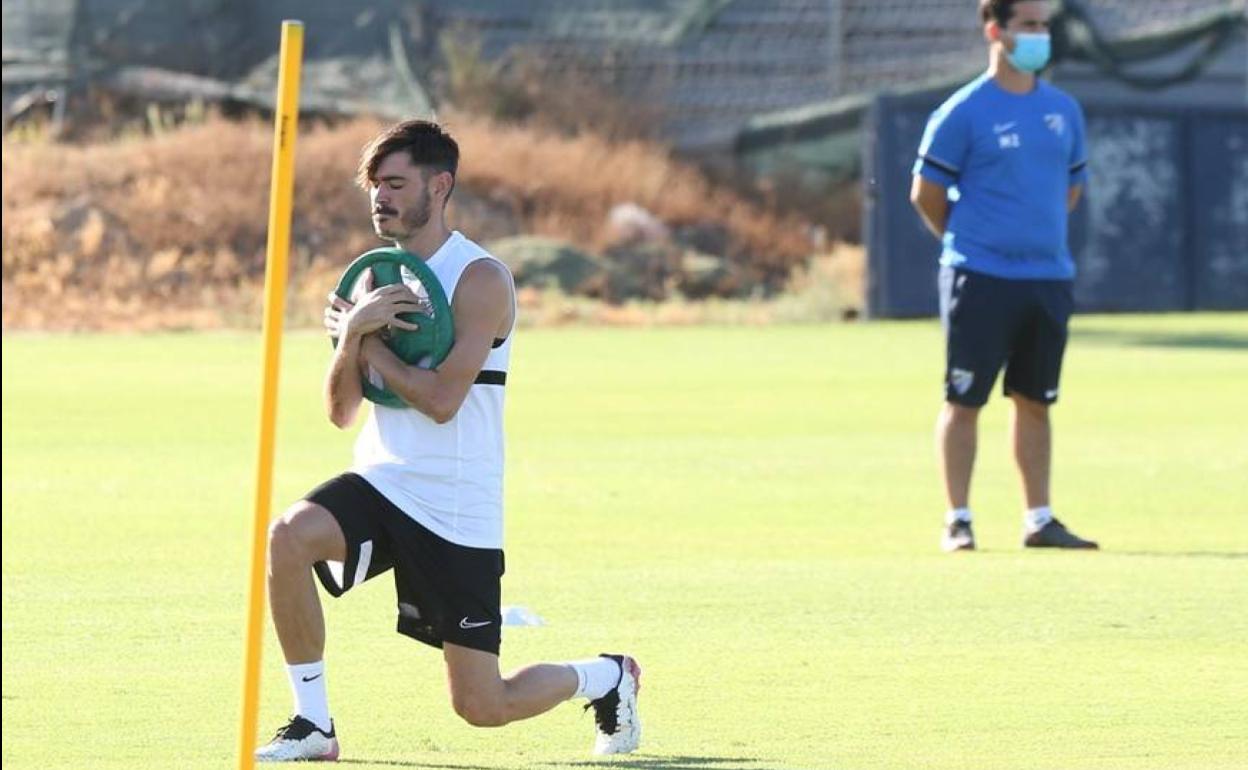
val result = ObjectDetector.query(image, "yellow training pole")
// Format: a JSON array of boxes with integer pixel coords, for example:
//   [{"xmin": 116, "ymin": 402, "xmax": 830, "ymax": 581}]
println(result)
[{"xmin": 238, "ymin": 20, "xmax": 303, "ymax": 770}]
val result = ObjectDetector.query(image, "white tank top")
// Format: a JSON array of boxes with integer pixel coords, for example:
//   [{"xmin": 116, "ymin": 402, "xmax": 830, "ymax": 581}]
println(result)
[{"xmin": 351, "ymin": 231, "xmax": 514, "ymax": 549}]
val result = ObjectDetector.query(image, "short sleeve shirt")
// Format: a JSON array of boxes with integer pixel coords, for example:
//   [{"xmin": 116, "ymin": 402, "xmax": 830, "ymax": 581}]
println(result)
[{"xmin": 913, "ymin": 73, "xmax": 1088, "ymax": 280}]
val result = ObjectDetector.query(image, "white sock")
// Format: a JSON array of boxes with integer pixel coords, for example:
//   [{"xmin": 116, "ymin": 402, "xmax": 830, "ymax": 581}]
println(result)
[
  {"xmin": 566, "ymin": 657, "xmax": 621, "ymax": 701},
  {"xmin": 946, "ymin": 507, "xmax": 972, "ymax": 524},
  {"xmin": 1025, "ymin": 506, "xmax": 1054, "ymax": 533},
  {"xmin": 287, "ymin": 661, "xmax": 331, "ymax": 732}
]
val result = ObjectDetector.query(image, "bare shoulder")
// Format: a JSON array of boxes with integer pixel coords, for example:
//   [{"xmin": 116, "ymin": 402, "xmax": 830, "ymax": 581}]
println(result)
[
  {"xmin": 452, "ymin": 259, "xmax": 514, "ymax": 338},
  {"xmin": 461, "ymin": 258, "xmax": 511, "ymax": 286},
  {"xmin": 456, "ymin": 259, "xmax": 512, "ymax": 304}
]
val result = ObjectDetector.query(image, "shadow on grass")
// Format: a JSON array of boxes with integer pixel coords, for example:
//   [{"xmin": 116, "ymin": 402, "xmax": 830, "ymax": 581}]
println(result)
[
  {"xmin": 1112, "ymin": 550, "xmax": 1248, "ymax": 560},
  {"xmin": 338, "ymin": 757, "xmax": 798, "ymax": 770},
  {"xmin": 954, "ymin": 549, "xmax": 1247, "ymax": 560},
  {"xmin": 1071, "ymin": 327, "xmax": 1248, "ymax": 351},
  {"xmin": 338, "ymin": 761, "xmax": 493, "ymax": 769},
  {"xmin": 556, "ymin": 757, "xmax": 795, "ymax": 770}
]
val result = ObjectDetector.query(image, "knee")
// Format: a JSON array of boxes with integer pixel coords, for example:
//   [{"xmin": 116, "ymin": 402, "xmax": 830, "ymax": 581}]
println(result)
[
  {"xmin": 1011, "ymin": 394, "xmax": 1049, "ymax": 420},
  {"xmin": 451, "ymin": 691, "xmax": 508, "ymax": 728},
  {"xmin": 267, "ymin": 510, "xmax": 312, "ymax": 570},
  {"xmin": 943, "ymin": 402, "xmax": 980, "ymax": 425}
]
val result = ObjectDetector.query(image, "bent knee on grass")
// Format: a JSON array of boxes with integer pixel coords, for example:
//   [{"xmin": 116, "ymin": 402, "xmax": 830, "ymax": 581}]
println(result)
[
  {"xmin": 450, "ymin": 689, "xmax": 511, "ymax": 728},
  {"xmin": 444, "ymin": 643, "xmax": 510, "ymax": 727}
]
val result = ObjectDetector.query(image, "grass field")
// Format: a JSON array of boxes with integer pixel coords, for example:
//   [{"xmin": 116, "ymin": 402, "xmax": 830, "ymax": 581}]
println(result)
[{"xmin": 3, "ymin": 314, "xmax": 1246, "ymax": 770}]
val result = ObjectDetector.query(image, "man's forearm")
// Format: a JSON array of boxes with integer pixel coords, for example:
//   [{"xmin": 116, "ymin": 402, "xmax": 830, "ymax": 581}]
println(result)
[
  {"xmin": 361, "ymin": 341, "xmax": 450, "ymax": 421},
  {"xmin": 914, "ymin": 200, "xmax": 947, "ymax": 239},
  {"xmin": 325, "ymin": 333, "xmax": 366, "ymax": 428}
]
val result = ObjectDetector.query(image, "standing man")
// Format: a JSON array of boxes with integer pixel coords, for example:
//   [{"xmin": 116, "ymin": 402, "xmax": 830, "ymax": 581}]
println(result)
[
  {"xmin": 910, "ymin": 0, "xmax": 1099, "ymax": 552},
  {"xmin": 256, "ymin": 120, "xmax": 641, "ymax": 762}
]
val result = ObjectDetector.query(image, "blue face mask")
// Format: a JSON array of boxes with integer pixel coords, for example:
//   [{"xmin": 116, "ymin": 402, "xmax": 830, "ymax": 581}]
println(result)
[{"xmin": 1007, "ymin": 32, "xmax": 1051, "ymax": 73}]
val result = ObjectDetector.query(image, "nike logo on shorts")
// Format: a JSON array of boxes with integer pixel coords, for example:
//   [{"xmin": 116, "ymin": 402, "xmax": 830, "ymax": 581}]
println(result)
[{"xmin": 459, "ymin": 617, "xmax": 492, "ymax": 629}]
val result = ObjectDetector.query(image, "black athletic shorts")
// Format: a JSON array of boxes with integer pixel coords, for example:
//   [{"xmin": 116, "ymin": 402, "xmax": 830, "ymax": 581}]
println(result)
[
  {"xmin": 304, "ymin": 472, "xmax": 505, "ymax": 655},
  {"xmin": 939, "ymin": 265, "xmax": 1074, "ymax": 408}
]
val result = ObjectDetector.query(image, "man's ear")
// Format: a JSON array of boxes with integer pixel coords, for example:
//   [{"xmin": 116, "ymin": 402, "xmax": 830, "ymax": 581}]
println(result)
[
  {"xmin": 985, "ymin": 20, "xmax": 1001, "ymax": 42},
  {"xmin": 435, "ymin": 171, "xmax": 454, "ymax": 199}
]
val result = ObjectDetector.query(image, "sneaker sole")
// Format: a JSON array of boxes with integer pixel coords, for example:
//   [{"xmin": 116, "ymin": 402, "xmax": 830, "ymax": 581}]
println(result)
[
  {"xmin": 941, "ymin": 537, "xmax": 975, "ymax": 552},
  {"xmin": 256, "ymin": 738, "xmax": 339, "ymax": 763},
  {"xmin": 593, "ymin": 656, "xmax": 642, "ymax": 756}
]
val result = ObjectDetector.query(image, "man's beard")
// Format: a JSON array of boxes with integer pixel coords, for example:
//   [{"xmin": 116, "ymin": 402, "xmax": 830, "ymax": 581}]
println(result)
[{"xmin": 376, "ymin": 191, "xmax": 432, "ymax": 239}]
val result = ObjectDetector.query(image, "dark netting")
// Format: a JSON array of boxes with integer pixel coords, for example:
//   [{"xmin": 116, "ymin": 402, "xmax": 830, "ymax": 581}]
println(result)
[
  {"xmin": 4, "ymin": 0, "xmax": 1243, "ymax": 146},
  {"xmin": 1055, "ymin": 0, "xmax": 1247, "ymax": 89},
  {"xmin": 734, "ymin": 0, "xmax": 1245, "ymax": 183}
]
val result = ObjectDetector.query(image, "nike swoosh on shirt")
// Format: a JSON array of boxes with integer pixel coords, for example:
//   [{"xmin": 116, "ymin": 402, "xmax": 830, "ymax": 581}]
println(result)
[
  {"xmin": 459, "ymin": 618, "xmax": 492, "ymax": 629},
  {"xmin": 993, "ymin": 122, "xmax": 1017, "ymax": 133}
]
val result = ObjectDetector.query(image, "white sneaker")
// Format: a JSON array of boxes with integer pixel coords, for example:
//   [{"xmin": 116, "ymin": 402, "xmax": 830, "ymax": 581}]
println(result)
[
  {"xmin": 255, "ymin": 715, "xmax": 339, "ymax": 762},
  {"xmin": 941, "ymin": 520, "xmax": 976, "ymax": 552},
  {"xmin": 587, "ymin": 654, "xmax": 641, "ymax": 755}
]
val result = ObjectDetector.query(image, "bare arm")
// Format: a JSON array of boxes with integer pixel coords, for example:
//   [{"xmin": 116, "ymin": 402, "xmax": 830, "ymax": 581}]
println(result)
[
  {"xmin": 324, "ymin": 332, "xmax": 368, "ymax": 429},
  {"xmin": 362, "ymin": 260, "xmax": 512, "ymax": 424},
  {"xmin": 910, "ymin": 176, "xmax": 951, "ymax": 239},
  {"xmin": 1068, "ymin": 184, "xmax": 1083, "ymax": 213}
]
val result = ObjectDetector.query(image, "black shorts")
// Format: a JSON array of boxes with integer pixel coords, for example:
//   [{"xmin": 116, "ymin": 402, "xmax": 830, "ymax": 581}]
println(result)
[
  {"xmin": 304, "ymin": 473, "xmax": 505, "ymax": 655},
  {"xmin": 939, "ymin": 266, "xmax": 1074, "ymax": 408}
]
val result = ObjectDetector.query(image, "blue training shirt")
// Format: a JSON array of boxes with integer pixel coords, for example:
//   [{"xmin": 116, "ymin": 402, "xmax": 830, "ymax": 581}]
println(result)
[{"xmin": 913, "ymin": 73, "xmax": 1088, "ymax": 280}]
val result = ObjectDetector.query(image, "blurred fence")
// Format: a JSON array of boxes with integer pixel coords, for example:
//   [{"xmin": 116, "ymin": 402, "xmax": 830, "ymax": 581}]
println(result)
[{"xmin": 5, "ymin": 0, "xmax": 1243, "ymax": 148}]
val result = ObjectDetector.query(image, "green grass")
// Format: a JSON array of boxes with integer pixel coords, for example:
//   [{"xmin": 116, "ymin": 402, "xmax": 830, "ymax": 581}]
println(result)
[{"xmin": 3, "ymin": 314, "xmax": 1246, "ymax": 770}]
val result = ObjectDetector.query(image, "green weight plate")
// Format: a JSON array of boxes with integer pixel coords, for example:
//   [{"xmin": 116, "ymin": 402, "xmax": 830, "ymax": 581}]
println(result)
[{"xmin": 331, "ymin": 247, "xmax": 454, "ymax": 408}]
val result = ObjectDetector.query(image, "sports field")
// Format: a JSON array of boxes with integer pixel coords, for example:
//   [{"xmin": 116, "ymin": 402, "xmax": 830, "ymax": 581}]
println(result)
[{"xmin": 3, "ymin": 314, "xmax": 1246, "ymax": 770}]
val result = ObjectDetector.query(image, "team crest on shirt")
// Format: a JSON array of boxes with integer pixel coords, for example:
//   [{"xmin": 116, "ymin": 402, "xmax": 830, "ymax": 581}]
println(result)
[
  {"xmin": 1045, "ymin": 113, "xmax": 1066, "ymax": 136},
  {"xmin": 949, "ymin": 368, "xmax": 975, "ymax": 395}
]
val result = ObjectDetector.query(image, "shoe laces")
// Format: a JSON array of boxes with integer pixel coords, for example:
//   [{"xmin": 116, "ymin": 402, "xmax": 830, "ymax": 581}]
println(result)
[
  {"xmin": 269, "ymin": 715, "xmax": 311, "ymax": 742},
  {"xmin": 585, "ymin": 691, "xmax": 620, "ymax": 734}
]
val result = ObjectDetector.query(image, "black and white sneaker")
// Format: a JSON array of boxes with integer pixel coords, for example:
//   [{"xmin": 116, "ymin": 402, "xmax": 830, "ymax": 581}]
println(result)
[
  {"xmin": 941, "ymin": 520, "xmax": 976, "ymax": 552},
  {"xmin": 586, "ymin": 654, "xmax": 641, "ymax": 755},
  {"xmin": 1024, "ymin": 518, "xmax": 1099, "ymax": 550},
  {"xmin": 255, "ymin": 715, "xmax": 339, "ymax": 762}
]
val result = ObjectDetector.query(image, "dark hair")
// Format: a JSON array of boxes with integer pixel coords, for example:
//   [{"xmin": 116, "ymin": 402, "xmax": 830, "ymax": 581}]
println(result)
[
  {"xmin": 979, "ymin": 0, "xmax": 1023, "ymax": 26},
  {"xmin": 356, "ymin": 119, "xmax": 459, "ymax": 193}
]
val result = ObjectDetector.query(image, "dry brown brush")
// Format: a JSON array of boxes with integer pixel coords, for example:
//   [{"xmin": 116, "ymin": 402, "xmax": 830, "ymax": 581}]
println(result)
[{"xmin": 3, "ymin": 116, "xmax": 825, "ymax": 330}]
